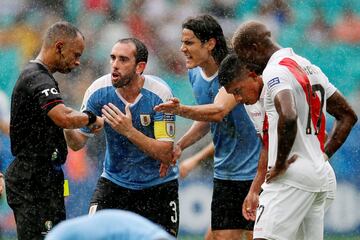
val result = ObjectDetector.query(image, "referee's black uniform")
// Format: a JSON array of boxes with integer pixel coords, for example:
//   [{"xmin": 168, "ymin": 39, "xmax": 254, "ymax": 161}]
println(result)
[{"xmin": 6, "ymin": 61, "xmax": 68, "ymax": 240}]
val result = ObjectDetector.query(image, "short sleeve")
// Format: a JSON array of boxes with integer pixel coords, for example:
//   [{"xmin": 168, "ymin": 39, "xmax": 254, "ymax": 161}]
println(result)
[
  {"xmin": 32, "ymin": 73, "xmax": 64, "ymax": 113},
  {"xmin": 263, "ymin": 66, "xmax": 293, "ymax": 101}
]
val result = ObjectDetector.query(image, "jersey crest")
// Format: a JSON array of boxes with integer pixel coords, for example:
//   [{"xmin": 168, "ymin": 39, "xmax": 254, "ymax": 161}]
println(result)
[
  {"xmin": 166, "ymin": 122, "xmax": 175, "ymax": 137},
  {"xmin": 140, "ymin": 114, "xmax": 151, "ymax": 126}
]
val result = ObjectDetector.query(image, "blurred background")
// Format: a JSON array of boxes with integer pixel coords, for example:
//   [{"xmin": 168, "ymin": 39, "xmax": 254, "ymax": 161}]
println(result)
[{"xmin": 0, "ymin": 0, "xmax": 359, "ymax": 239}]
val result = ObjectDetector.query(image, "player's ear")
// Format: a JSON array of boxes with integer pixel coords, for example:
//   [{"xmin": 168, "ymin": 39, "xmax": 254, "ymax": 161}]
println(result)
[
  {"xmin": 55, "ymin": 41, "xmax": 64, "ymax": 54},
  {"xmin": 207, "ymin": 38, "xmax": 216, "ymax": 51},
  {"xmin": 136, "ymin": 62, "xmax": 146, "ymax": 75},
  {"xmin": 248, "ymin": 71, "xmax": 258, "ymax": 79}
]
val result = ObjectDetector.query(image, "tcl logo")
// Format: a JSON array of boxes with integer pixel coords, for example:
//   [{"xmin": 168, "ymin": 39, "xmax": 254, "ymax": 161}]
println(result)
[{"xmin": 42, "ymin": 88, "xmax": 59, "ymax": 96}]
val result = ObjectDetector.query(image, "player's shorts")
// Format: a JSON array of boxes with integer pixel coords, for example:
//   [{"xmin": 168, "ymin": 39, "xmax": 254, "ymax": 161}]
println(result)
[
  {"xmin": 211, "ymin": 178, "xmax": 254, "ymax": 231},
  {"xmin": 5, "ymin": 157, "xmax": 66, "ymax": 239},
  {"xmin": 253, "ymin": 182, "xmax": 327, "ymax": 240},
  {"xmin": 89, "ymin": 177, "xmax": 179, "ymax": 237}
]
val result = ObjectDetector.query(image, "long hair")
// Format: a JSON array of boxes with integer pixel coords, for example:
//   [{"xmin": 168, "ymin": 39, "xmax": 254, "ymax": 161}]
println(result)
[{"xmin": 182, "ymin": 14, "xmax": 228, "ymax": 65}]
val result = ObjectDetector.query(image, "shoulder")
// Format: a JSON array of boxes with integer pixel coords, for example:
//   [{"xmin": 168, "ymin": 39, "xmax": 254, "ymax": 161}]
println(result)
[
  {"xmin": 143, "ymin": 75, "xmax": 173, "ymax": 102},
  {"xmin": 85, "ymin": 74, "xmax": 112, "ymax": 96}
]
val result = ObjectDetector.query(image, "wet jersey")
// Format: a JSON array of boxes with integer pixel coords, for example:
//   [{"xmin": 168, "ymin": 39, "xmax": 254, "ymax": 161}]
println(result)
[
  {"xmin": 10, "ymin": 61, "xmax": 67, "ymax": 164},
  {"xmin": 80, "ymin": 74, "xmax": 178, "ymax": 190},
  {"xmin": 262, "ymin": 48, "xmax": 337, "ymax": 192},
  {"xmin": 189, "ymin": 67, "xmax": 261, "ymax": 180}
]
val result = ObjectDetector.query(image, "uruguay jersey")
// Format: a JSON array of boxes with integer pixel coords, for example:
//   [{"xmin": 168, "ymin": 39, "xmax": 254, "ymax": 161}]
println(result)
[
  {"xmin": 80, "ymin": 74, "xmax": 178, "ymax": 190},
  {"xmin": 189, "ymin": 67, "xmax": 261, "ymax": 180},
  {"xmin": 262, "ymin": 48, "xmax": 337, "ymax": 192}
]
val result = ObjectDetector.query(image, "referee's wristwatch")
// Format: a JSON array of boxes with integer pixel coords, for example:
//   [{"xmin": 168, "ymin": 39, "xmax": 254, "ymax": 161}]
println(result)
[{"xmin": 83, "ymin": 110, "xmax": 97, "ymax": 126}]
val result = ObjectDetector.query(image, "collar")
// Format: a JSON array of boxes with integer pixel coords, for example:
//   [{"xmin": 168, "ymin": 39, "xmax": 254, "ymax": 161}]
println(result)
[
  {"xmin": 30, "ymin": 59, "xmax": 52, "ymax": 74},
  {"xmin": 267, "ymin": 48, "xmax": 295, "ymax": 65}
]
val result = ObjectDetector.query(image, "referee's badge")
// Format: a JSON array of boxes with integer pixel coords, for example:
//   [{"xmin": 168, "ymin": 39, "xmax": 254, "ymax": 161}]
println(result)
[
  {"xmin": 140, "ymin": 114, "xmax": 151, "ymax": 126},
  {"xmin": 166, "ymin": 122, "xmax": 175, "ymax": 137}
]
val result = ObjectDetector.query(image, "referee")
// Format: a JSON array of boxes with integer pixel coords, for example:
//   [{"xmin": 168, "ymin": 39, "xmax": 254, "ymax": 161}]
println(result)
[{"xmin": 5, "ymin": 21, "xmax": 103, "ymax": 240}]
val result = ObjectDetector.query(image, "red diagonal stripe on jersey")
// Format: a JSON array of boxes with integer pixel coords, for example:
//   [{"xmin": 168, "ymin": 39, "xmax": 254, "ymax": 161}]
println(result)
[
  {"xmin": 262, "ymin": 113, "xmax": 269, "ymax": 150},
  {"xmin": 279, "ymin": 58, "xmax": 325, "ymax": 152}
]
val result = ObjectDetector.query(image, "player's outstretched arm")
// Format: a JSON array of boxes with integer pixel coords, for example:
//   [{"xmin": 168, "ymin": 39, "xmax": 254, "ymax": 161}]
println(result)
[
  {"xmin": 325, "ymin": 91, "xmax": 358, "ymax": 158},
  {"xmin": 48, "ymin": 103, "xmax": 101, "ymax": 129},
  {"xmin": 179, "ymin": 142, "xmax": 214, "ymax": 179},
  {"xmin": 154, "ymin": 88, "xmax": 237, "ymax": 122}
]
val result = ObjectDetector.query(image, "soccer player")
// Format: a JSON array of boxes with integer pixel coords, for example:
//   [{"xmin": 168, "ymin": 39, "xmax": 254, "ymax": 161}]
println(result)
[
  {"xmin": 64, "ymin": 38, "xmax": 179, "ymax": 236},
  {"xmin": 5, "ymin": 21, "xmax": 104, "ymax": 240},
  {"xmin": 45, "ymin": 209, "xmax": 175, "ymax": 240},
  {"xmin": 154, "ymin": 15, "xmax": 263, "ymax": 240},
  {"xmin": 219, "ymin": 21, "xmax": 357, "ymax": 240}
]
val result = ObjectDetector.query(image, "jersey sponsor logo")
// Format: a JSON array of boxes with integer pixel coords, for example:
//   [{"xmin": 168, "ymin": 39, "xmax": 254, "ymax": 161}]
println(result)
[
  {"xmin": 267, "ymin": 77, "xmax": 280, "ymax": 89},
  {"xmin": 140, "ymin": 114, "xmax": 151, "ymax": 126},
  {"xmin": 42, "ymin": 88, "xmax": 59, "ymax": 96},
  {"xmin": 166, "ymin": 122, "xmax": 175, "ymax": 137}
]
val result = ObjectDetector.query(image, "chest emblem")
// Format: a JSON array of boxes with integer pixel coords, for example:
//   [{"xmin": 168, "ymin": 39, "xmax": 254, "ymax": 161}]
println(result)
[{"xmin": 140, "ymin": 114, "xmax": 151, "ymax": 126}]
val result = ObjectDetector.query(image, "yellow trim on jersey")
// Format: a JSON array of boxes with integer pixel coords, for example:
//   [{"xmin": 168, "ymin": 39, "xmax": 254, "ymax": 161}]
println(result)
[{"xmin": 154, "ymin": 121, "xmax": 175, "ymax": 139}]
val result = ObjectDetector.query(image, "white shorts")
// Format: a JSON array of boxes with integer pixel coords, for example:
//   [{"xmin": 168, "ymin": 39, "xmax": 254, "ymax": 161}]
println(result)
[
  {"xmin": 296, "ymin": 162, "xmax": 337, "ymax": 239},
  {"xmin": 253, "ymin": 182, "xmax": 327, "ymax": 240}
]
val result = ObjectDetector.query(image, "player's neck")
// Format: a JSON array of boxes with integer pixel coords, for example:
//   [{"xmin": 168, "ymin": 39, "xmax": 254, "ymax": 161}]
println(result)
[
  {"xmin": 200, "ymin": 58, "xmax": 218, "ymax": 78},
  {"xmin": 35, "ymin": 50, "xmax": 56, "ymax": 73},
  {"xmin": 117, "ymin": 75, "xmax": 144, "ymax": 103}
]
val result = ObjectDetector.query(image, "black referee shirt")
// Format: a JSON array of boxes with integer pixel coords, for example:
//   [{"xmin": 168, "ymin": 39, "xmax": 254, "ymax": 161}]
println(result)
[{"xmin": 10, "ymin": 61, "xmax": 67, "ymax": 164}]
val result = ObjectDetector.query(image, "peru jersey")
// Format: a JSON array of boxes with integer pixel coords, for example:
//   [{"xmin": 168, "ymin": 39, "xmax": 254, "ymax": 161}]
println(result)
[
  {"xmin": 80, "ymin": 74, "xmax": 178, "ymax": 190},
  {"xmin": 189, "ymin": 67, "xmax": 261, "ymax": 180},
  {"xmin": 262, "ymin": 48, "xmax": 337, "ymax": 192}
]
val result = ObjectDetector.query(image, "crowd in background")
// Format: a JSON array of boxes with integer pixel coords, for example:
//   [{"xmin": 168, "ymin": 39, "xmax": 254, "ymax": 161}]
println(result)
[{"xmin": 1, "ymin": 0, "xmax": 360, "ymax": 238}]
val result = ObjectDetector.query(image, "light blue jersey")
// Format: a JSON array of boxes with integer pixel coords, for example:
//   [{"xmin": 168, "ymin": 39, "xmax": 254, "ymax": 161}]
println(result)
[
  {"xmin": 189, "ymin": 67, "xmax": 260, "ymax": 180},
  {"xmin": 80, "ymin": 74, "xmax": 178, "ymax": 189},
  {"xmin": 45, "ymin": 209, "xmax": 175, "ymax": 240}
]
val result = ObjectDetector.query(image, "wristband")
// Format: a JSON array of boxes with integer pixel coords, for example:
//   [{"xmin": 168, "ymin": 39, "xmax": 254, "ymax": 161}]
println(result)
[{"xmin": 83, "ymin": 110, "xmax": 97, "ymax": 126}]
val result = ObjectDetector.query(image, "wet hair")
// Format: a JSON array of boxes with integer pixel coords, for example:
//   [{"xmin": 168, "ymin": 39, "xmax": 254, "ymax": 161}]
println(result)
[
  {"xmin": 117, "ymin": 38, "xmax": 148, "ymax": 63},
  {"xmin": 44, "ymin": 21, "xmax": 84, "ymax": 47},
  {"xmin": 219, "ymin": 53, "xmax": 247, "ymax": 87},
  {"xmin": 182, "ymin": 14, "xmax": 228, "ymax": 65},
  {"xmin": 219, "ymin": 53, "xmax": 263, "ymax": 87}
]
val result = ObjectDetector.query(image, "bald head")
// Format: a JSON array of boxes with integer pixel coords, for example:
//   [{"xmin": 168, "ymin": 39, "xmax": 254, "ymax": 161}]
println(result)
[
  {"xmin": 232, "ymin": 21, "xmax": 271, "ymax": 51},
  {"xmin": 231, "ymin": 21, "xmax": 278, "ymax": 72},
  {"xmin": 43, "ymin": 21, "xmax": 84, "ymax": 48}
]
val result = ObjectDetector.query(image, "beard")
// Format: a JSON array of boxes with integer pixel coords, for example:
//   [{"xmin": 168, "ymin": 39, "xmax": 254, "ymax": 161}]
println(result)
[{"xmin": 112, "ymin": 71, "xmax": 136, "ymax": 88}]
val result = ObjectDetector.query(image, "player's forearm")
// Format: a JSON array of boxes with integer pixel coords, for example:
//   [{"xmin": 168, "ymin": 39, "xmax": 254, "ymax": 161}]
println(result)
[
  {"xmin": 249, "ymin": 146, "xmax": 268, "ymax": 194},
  {"xmin": 177, "ymin": 121, "xmax": 211, "ymax": 150},
  {"xmin": 276, "ymin": 113, "xmax": 297, "ymax": 168},
  {"xmin": 177, "ymin": 104, "xmax": 227, "ymax": 122},
  {"xmin": 325, "ymin": 113, "xmax": 357, "ymax": 158},
  {"xmin": 126, "ymin": 129, "xmax": 173, "ymax": 164},
  {"xmin": 64, "ymin": 129, "xmax": 89, "ymax": 151},
  {"xmin": 48, "ymin": 104, "xmax": 94, "ymax": 129}
]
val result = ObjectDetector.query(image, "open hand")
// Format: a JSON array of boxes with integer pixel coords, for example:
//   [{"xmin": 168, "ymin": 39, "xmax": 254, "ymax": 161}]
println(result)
[
  {"xmin": 153, "ymin": 98, "xmax": 181, "ymax": 114},
  {"xmin": 102, "ymin": 103, "xmax": 133, "ymax": 137}
]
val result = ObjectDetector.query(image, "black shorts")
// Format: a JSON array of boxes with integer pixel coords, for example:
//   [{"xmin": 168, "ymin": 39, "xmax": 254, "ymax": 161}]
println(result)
[
  {"xmin": 90, "ymin": 177, "xmax": 179, "ymax": 236},
  {"xmin": 5, "ymin": 157, "xmax": 65, "ymax": 240},
  {"xmin": 211, "ymin": 178, "xmax": 254, "ymax": 231}
]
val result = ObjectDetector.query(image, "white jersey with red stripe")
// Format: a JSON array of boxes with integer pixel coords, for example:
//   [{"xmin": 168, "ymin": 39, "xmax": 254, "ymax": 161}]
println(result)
[{"xmin": 262, "ymin": 48, "xmax": 337, "ymax": 192}]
